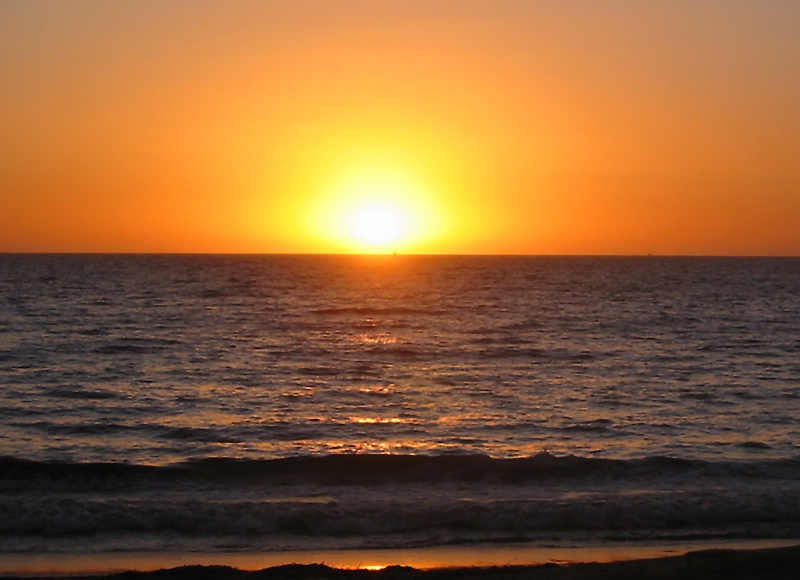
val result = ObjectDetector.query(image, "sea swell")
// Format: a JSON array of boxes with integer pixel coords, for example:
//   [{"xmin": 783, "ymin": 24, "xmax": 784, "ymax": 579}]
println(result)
[
  {"xmin": 2, "ymin": 452, "xmax": 800, "ymax": 491},
  {"xmin": 2, "ymin": 490, "xmax": 799, "ymax": 539},
  {"xmin": 2, "ymin": 453, "xmax": 800, "ymax": 550}
]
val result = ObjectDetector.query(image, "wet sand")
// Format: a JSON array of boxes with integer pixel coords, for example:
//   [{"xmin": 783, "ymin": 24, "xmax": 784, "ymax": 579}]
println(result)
[{"xmin": 2, "ymin": 544, "xmax": 799, "ymax": 580}]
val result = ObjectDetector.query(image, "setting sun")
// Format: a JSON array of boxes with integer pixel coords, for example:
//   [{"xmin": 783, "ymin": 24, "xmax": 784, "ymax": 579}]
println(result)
[
  {"xmin": 346, "ymin": 201, "xmax": 409, "ymax": 247},
  {"xmin": 2, "ymin": 1, "xmax": 799, "ymax": 257},
  {"xmin": 304, "ymin": 159, "xmax": 448, "ymax": 254},
  {"xmin": 4, "ymin": 3, "xmax": 800, "ymax": 575}
]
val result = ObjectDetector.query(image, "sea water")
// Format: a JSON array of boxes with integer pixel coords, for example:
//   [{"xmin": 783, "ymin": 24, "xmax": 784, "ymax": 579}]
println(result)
[{"xmin": 1, "ymin": 254, "xmax": 799, "ymax": 554}]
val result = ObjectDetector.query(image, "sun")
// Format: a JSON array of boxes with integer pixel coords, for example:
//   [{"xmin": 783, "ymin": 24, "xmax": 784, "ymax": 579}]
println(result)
[
  {"xmin": 346, "ymin": 201, "xmax": 409, "ymax": 247},
  {"xmin": 306, "ymin": 161, "xmax": 447, "ymax": 254}
]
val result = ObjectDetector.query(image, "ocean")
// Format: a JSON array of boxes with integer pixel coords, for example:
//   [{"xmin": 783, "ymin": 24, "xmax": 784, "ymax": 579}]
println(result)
[{"xmin": 1, "ymin": 254, "xmax": 799, "ymax": 559}]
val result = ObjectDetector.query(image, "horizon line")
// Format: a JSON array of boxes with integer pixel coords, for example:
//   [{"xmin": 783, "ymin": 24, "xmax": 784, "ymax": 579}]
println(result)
[{"xmin": 1, "ymin": 252, "xmax": 799, "ymax": 259}]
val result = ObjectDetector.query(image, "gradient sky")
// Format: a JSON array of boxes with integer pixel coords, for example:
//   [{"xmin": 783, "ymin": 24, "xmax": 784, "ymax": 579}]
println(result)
[{"xmin": 2, "ymin": 1, "xmax": 799, "ymax": 255}]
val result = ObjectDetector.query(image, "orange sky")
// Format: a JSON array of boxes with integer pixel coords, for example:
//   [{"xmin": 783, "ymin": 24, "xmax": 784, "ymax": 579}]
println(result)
[{"xmin": 2, "ymin": 1, "xmax": 799, "ymax": 255}]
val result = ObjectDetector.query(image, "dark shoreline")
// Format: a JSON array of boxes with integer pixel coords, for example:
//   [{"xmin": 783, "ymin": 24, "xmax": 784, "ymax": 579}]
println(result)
[{"xmin": 5, "ymin": 545, "xmax": 800, "ymax": 580}]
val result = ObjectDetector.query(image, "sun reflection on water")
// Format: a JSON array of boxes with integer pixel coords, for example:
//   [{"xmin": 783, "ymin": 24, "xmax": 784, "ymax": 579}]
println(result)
[
  {"xmin": 351, "ymin": 334, "xmax": 401, "ymax": 345},
  {"xmin": 350, "ymin": 417, "xmax": 404, "ymax": 424}
]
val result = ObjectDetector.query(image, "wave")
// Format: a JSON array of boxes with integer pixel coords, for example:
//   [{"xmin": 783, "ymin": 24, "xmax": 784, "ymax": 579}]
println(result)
[
  {"xmin": 3, "ymin": 453, "xmax": 800, "ymax": 492},
  {"xmin": 44, "ymin": 387, "xmax": 120, "ymax": 400},
  {"xmin": 3, "ymin": 488, "xmax": 799, "ymax": 540},
  {"xmin": 3, "ymin": 453, "xmax": 800, "ymax": 545},
  {"xmin": 160, "ymin": 427, "xmax": 242, "ymax": 444},
  {"xmin": 93, "ymin": 337, "xmax": 184, "ymax": 355}
]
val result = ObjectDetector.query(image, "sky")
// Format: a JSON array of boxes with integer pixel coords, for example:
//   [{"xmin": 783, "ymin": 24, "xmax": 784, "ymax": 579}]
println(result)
[{"xmin": 1, "ymin": 0, "xmax": 799, "ymax": 255}]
